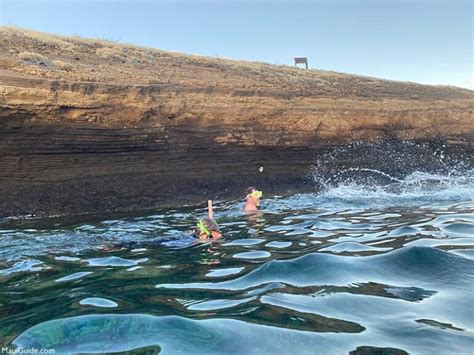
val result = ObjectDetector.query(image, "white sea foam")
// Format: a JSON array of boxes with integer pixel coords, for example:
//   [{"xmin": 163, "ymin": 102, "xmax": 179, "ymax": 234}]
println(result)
[{"xmin": 316, "ymin": 169, "xmax": 474, "ymax": 207}]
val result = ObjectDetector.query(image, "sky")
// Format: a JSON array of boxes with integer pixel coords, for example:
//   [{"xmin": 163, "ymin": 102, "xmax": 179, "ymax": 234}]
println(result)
[{"xmin": 0, "ymin": 0, "xmax": 472, "ymax": 89}]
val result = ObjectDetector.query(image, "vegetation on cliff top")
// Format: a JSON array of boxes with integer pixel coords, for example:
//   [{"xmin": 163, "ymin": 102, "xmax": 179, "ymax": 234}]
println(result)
[{"xmin": 0, "ymin": 26, "xmax": 471, "ymax": 100}]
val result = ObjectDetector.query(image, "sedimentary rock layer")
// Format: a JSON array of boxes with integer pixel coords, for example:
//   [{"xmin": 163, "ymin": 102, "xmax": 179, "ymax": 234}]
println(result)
[{"xmin": 0, "ymin": 27, "xmax": 472, "ymax": 217}]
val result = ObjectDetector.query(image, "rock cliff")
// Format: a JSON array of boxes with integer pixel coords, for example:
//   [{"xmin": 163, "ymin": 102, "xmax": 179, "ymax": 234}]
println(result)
[{"xmin": 0, "ymin": 27, "xmax": 472, "ymax": 217}]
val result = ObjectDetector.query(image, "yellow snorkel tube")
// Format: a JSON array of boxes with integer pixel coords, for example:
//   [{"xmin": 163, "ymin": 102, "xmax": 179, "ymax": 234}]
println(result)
[{"xmin": 196, "ymin": 220, "xmax": 211, "ymax": 237}]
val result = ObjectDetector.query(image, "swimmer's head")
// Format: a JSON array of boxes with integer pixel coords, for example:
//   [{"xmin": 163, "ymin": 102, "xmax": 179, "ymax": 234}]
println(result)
[
  {"xmin": 195, "ymin": 217, "xmax": 221, "ymax": 240},
  {"xmin": 246, "ymin": 186, "xmax": 257, "ymax": 195},
  {"xmin": 246, "ymin": 187, "xmax": 262, "ymax": 198}
]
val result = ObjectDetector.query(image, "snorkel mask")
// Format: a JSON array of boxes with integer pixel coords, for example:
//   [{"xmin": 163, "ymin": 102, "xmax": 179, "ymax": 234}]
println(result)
[{"xmin": 196, "ymin": 220, "xmax": 211, "ymax": 237}]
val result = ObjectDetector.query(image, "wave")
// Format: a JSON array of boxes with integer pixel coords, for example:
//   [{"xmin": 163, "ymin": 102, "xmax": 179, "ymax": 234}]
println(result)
[
  {"xmin": 310, "ymin": 169, "xmax": 474, "ymax": 208},
  {"xmin": 13, "ymin": 248, "xmax": 474, "ymax": 354},
  {"xmin": 12, "ymin": 314, "xmax": 359, "ymax": 354},
  {"xmin": 156, "ymin": 246, "xmax": 474, "ymax": 291},
  {"xmin": 307, "ymin": 140, "xmax": 474, "ymax": 207}
]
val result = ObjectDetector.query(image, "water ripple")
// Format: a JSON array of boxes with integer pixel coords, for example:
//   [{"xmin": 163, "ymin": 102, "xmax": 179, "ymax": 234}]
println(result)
[{"xmin": 2, "ymin": 170, "xmax": 474, "ymax": 353}]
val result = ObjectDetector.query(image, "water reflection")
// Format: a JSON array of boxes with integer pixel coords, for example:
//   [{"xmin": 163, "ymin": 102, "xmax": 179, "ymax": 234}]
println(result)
[{"xmin": 1, "ymin": 174, "xmax": 474, "ymax": 353}]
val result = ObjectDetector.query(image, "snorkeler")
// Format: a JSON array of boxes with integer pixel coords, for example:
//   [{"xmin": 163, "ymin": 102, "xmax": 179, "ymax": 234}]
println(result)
[
  {"xmin": 194, "ymin": 199, "xmax": 222, "ymax": 240},
  {"xmin": 100, "ymin": 200, "xmax": 221, "ymax": 250},
  {"xmin": 244, "ymin": 186, "xmax": 263, "ymax": 213},
  {"xmin": 193, "ymin": 216, "xmax": 222, "ymax": 241}
]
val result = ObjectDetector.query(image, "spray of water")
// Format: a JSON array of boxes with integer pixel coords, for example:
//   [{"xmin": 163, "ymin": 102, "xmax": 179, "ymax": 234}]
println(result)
[{"xmin": 311, "ymin": 140, "xmax": 474, "ymax": 206}]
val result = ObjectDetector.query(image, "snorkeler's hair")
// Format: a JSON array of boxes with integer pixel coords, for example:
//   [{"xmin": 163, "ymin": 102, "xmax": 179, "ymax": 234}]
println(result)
[
  {"xmin": 246, "ymin": 186, "xmax": 256, "ymax": 195},
  {"xmin": 202, "ymin": 217, "xmax": 220, "ymax": 232}
]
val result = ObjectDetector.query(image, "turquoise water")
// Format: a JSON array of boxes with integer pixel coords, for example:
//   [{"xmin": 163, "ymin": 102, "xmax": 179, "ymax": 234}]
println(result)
[{"xmin": 1, "ymin": 170, "xmax": 474, "ymax": 354}]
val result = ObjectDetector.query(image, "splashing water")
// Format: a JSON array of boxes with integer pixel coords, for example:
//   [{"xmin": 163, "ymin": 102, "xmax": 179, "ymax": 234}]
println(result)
[
  {"xmin": 309, "ymin": 140, "xmax": 474, "ymax": 208},
  {"xmin": 311, "ymin": 169, "xmax": 474, "ymax": 208}
]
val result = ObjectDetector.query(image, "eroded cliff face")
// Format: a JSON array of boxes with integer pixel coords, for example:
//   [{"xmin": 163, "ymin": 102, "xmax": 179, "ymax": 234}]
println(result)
[{"xmin": 0, "ymin": 27, "xmax": 473, "ymax": 217}]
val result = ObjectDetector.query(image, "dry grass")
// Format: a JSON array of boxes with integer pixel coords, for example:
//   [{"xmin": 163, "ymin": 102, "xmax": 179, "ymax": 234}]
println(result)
[
  {"xmin": 52, "ymin": 59, "xmax": 73, "ymax": 71},
  {"xmin": 3, "ymin": 27, "xmax": 77, "ymax": 52},
  {"xmin": 0, "ymin": 26, "xmax": 471, "ymax": 100},
  {"xmin": 95, "ymin": 47, "xmax": 126, "ymax": 62},
  {"xmin": 0, "ymin": 57, "xmax": 20, "ymax": 69},
  {"xmin": 18, "ymin": 51, "xmax": 49, "ymax": 64},
  {"xmin": 1, "ymin": 26, "xmax": 290, "ymax": 74}
]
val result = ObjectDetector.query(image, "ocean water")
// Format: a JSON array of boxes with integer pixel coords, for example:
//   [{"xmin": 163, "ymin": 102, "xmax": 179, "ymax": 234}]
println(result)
[{"xmin": 1, "ymin": 168, "xmax": 473, "ymax": 354}]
